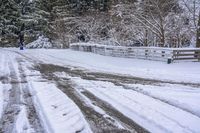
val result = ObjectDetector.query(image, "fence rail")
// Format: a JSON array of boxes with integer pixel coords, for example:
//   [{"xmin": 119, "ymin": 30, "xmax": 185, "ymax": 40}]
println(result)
[
  {"xmin": 70, "ymin": 43, "xmax": 200, "ymax": 63},
  {"xmin": 172, "ymin": 50, "xmax": 200, "ymax": 61}
]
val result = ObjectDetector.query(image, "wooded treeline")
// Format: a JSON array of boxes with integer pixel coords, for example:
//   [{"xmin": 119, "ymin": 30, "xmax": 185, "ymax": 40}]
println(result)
[{"xmin": 0, "ymin": 0, "xmax": 200, "ymax": 48}]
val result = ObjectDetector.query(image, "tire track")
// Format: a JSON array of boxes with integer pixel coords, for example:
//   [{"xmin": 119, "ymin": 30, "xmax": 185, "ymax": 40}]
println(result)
[
  {"xmin": 17, "ymin": 59, "xmax": 44, "ymax": 133},
  {"xmin": 57, "ymin": 81, "xmax": 134, "ymax": 133},
  {"xmin": 36, "ymin": 63, "xmax": 200, "ymax": 133},
  {"xmin": 0, "ymin": 54, "xmax": 44, "ymax": 133},
  {"xmin": 0, "ymin": 55, "xmax": 21, "ymax": 133},
  {"xmin": 36, "ymin": 63, "xmax": 200, "ymax": 119},
  {"xmin": 38, "ymin": 63, "xmax": 148, "ymax": 133},
  {"xmin": 9, "ymin": 50, "xmax": 200, "ymax": 132}
]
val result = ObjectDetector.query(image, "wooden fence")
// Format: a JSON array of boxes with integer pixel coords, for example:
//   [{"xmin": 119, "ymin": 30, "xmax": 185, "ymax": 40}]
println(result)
[
  {"xmin": 172, "ymin": 49, "xmax": 200, "ymax": 61},
  {"xmin": 70, "ymin": 43, "xmax": 200, "ymax": 63}
]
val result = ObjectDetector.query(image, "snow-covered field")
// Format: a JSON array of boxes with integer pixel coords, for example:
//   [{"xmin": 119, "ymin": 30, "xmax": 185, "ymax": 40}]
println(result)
[
  {"xmin": 12, "ymin": 48, "xmax": 200, "ymax": 83},
  {"xmin": 0, "ymin": 48, "xmax": 200, "ymax": 133}
]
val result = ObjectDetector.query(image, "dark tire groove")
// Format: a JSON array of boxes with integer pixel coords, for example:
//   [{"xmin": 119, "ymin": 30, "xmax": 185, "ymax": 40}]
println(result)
[
  {"xmin": 0, "ymin": 57, "xmax": 44, "ymax": 133},
  {"xmin": 57, "ymin": 81, "xmax": 133, "ymax": 133},
  {"xmin": 37, "ymin": 63, "xmax": 150, "ymax": 133},
  {"xmin": 17, "ymin": 59, "xmax": 45, "ymax": 133}
]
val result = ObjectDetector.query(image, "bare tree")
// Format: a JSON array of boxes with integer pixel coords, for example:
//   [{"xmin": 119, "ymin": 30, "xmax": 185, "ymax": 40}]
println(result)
[
  {"xmin": 197, "ymin": 12, "xmax": 200, "ymax": 47},
  {"xmin": 132, "ymin": 0, "xmax": 180, "ymax": 47},
  {"xmin": 181, "ymin": 0, "xmax": 200, "ymax": 47},
  {"xmin": 109, "ymin": 1, "xmax": 146, "ymax": 46}
]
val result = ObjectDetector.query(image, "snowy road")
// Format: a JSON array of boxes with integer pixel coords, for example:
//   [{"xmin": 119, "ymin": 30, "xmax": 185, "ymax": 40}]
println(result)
[
  {"xmin": 0, "ymin": 48, "xmax": 200, "ymax": 133},
  {"xmin": 0, "ymin": 51, "xmax": 44, "ymax": 133},
  {"xmin": 0, "ymin": 50, "xmax": 92, "ymax": 133}
]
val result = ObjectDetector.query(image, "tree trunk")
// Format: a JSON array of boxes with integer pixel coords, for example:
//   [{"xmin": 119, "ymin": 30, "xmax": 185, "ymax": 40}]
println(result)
[
  {"xmin": 160, "ymin": 18, "xmax": 165, "ymax": 47},
  {"xmin": 196, "ymin": 12, "xmax": 200, "ymax": 48},
  {"xmin": 144, "ymin": 29, "xmax": 148, "ymax": 46}
]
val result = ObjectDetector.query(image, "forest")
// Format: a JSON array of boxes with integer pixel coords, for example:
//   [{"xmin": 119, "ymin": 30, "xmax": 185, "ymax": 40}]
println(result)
[{"xmin": 0, "ymin": 0, "xmax": 200, "ymax": 48}]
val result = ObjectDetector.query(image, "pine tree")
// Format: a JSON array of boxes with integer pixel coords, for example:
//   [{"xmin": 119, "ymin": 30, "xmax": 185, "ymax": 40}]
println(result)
[
  {"xmin": 0, "ymin": 0, "xmax": 43, "ymax": 46},
  {"xmin": 0, "ymin": 0, "xmax": 20, "ymax": 46},
  {"xmin": 18, "ymin": 0, "xmax": 42, "ymax": 44}
]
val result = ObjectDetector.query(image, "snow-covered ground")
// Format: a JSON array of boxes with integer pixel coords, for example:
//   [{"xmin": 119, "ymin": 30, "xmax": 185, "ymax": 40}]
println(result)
[
  {"xmin": 24, "ymin": 62, "xmax": 92, "ymax": 133},
  {"xmin": 0, "ymin": 49, "xmax": 92, "ymax": 133},
  {"xmin": 0, "ymin": 82, "xmax": 3, "ymax": 118},
  {"xmin": 126, "ymin": 83, "xmax": 200, "ymax": 117},
  {"xmin": 11, "ymin": 48, "xmax": 200, "ymax": 84},
  {"xmin": 1, "ymin": 48, "xmax": 200, "ymax": 133},
  {"xmin": 29, "ymin": 81, "xmax": 92, "ymax": 133},
  {"xmin": 67, "ymin": 75, "xmax": 200, "ymax": 133}
]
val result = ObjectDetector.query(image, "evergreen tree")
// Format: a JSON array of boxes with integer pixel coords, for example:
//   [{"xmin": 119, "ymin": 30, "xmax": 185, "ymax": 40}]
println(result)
[
  {"xmin": 0, "ymin": 0, "xmax": 42, "ymax": 46},
  {"xmin": 0, "ymin": 0, "xmax": 20, "ymax": 46}
]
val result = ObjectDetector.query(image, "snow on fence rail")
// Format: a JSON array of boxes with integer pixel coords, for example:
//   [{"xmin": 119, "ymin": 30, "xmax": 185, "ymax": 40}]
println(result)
[{"xmin": 70, "ymin": 43, "xmax": 200, "ymax": 63}]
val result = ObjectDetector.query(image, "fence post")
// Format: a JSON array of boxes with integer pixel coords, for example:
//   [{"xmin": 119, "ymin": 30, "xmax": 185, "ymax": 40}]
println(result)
[
  {"xmin": 104, "ymin": 46, "xmax": 107, "ymax": 56},
  {"xmin": 167, "ymin": 58, "xmax": 172, "ymax": 64}
]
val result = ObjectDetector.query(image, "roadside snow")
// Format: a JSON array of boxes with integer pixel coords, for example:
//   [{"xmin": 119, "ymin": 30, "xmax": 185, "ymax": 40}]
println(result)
[
  {"xmin": 28, "ymin": 81, "xmax": 92, "ymax": 133},
  {"xmin": 126, "ymin": 84, "xmax": 200, "ymax": 117},
  {"xmin": 69, "ymin": 76, "xmax": 200, "ymax": 133},
  {"xmin": 13, "ymin": 48, "xmax": 200, "ymax": 84}
]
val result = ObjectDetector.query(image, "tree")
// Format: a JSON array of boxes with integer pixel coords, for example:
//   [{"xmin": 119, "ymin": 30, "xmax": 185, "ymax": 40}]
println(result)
[
  {"xmin": 197, "ymin": 12, "xmax": 200, "ymax": 47},
  {"xmin": 132, "ymin": 0, "xmax": 181, "ymax": 47},
  {"xmin": 107, "ymin": 0, "xmax": 141, "ymax": 46},
  {"xmin": 49, "ymin": 0, "xmax": 112, "ymax": 47},
  {"xmin": 109, "ymin": 0, "xmax": 184, "ymax": 47},
  {"xmin": 0, "ymin": 0, "xmax": 43, "ymax": 46},
  {"xmin": 18, "ymin": 0, "xmax": 42, "ymax": 44},
  {"xmin": 0, "ymin": 0, "xmax": 20, "ymax": 46},
  {"xmin": 181, "ymin": 0, "xmax": 200, "ymax": 47}
]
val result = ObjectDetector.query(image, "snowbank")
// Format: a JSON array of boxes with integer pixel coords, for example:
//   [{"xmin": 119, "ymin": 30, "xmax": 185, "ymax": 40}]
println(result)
[
  {"xmin": 26, "ymin": 36, "xmax": 52, "ymax": 49},
  {"xmin": 29, "ymin": 81, "xmax": 92, "ymax": 133}
]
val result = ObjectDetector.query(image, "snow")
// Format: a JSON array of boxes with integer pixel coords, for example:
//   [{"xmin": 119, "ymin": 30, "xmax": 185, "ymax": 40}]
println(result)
[
  {"xmin": 68, "ymin": 76, "xmax": 200, "ymax": 133},
  {"xmin": 70, "ymin": 43, "xmax": 200, "ymax": 50},
  {"xmin": 53, "ymin": 72, "xmax": 127, "ymax": 130},
  {"xmin": 1, "ymin": 48, "xmax": 200, "ymax": 133},
  {"xmin": 15, "ymin": 106, "xmax": 34, "ymax": 133},
  {"xmin": 20, "ymin": 58, "xmax": 92, "ymax": 133},
  {"xmin": 0, "ymin": 82, "xmax": 3, "ymax": 119},
  {"xmin": 0, "ymin": 52, "xmax": 8, "ymax": 119},
  {"xmin": 0, "ymin": 49, "xmax": 92, "ymax": 133},
  {"xmin": 12, "ymin": 48, "xmax": 200, "ymax": 84},
  {"xmin": 26, "ymin": 36, "xmax": 52, "ymax": 49},
  {"xmin": 126, "ymin": 84, "xmax": 200, "ymax": 117},
  {"xmin": 28, "ymin": 81, "xmax": 92, "ymax": 133}
]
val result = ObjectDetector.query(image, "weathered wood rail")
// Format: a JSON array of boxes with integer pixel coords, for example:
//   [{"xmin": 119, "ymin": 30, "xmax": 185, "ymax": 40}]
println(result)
[
  {"xmin": 70, "ymin": 43, "xmax": 200, "ymax": 63},
  {"xmin": 172, "ymin": 49, "xmax": 200, "ymax": 61}
]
